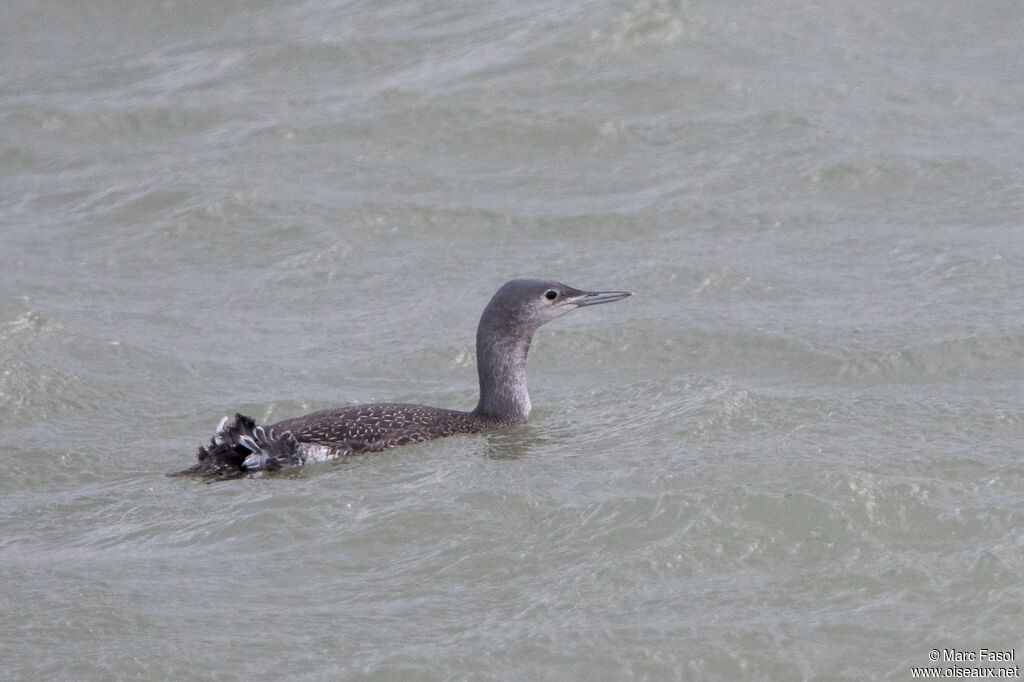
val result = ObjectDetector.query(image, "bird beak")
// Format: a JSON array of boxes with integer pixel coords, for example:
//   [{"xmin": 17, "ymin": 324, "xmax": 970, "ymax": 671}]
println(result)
[{"xmin": 571, "ymin": 289, "xmax": 633, "ymax": 307}]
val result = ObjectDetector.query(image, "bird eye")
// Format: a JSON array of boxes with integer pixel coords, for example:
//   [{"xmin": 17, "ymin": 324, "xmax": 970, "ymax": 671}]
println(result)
[{"xmin": 544, "ymin": 289, "xmax": 558, "ymax": 301}]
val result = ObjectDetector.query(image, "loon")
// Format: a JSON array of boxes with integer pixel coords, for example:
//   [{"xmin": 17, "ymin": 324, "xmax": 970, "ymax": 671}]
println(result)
[{"xmin": 169, "ymin": 278, "xmax": 631, "ymax": 478}]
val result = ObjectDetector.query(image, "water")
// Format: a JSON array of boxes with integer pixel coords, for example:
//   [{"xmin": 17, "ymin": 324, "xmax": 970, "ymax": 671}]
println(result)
[{"xmin": 3, "ymin": 0, "xmax": 1023, "ymax": 679}]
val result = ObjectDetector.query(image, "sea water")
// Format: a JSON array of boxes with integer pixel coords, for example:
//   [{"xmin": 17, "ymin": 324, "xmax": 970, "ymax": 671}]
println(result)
[{"xmin": 2, "ymin": 1, "xmax": 1022, "ymax": 679}]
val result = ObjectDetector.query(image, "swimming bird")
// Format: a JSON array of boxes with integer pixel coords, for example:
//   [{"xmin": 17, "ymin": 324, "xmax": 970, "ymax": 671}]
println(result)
[{"xmin": 169, "ymin": 278, "xmax": 631, "ymax": 478}]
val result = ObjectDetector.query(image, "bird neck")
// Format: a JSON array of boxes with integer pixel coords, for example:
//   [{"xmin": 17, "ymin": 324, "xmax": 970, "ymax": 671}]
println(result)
[{"xmin": 473, "ymin": 317, "xmax": 534, "ymax": 422}]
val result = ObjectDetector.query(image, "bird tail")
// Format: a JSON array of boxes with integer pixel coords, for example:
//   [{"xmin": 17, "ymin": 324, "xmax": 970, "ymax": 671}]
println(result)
[{"xmin": 167, "ymin": 413, "xmax": 300, "ymax": 478}]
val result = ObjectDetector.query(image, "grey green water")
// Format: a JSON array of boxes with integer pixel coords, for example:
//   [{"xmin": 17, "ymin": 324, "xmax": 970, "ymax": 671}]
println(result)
[{"xmin": 3, "ymin": 1, "xmax": 1023, "ymax": 679}]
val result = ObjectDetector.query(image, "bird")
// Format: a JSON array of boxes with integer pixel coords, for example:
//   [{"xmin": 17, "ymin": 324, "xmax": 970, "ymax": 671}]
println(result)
[{"xmin": 168, "ymin": 278, "xmax": 631, "ymax": 478}]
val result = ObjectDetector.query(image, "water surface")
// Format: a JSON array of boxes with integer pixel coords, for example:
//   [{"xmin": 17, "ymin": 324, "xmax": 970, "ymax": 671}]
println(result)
[{"xmin": 2, "ymin": 1, "xmax": 1023, "ymax": 679}]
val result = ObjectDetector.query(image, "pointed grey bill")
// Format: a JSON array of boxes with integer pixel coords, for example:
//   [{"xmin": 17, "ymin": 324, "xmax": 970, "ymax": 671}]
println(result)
[{"xmin": 572, "ymin": 290, "xmax": 633, "ymax": 307}]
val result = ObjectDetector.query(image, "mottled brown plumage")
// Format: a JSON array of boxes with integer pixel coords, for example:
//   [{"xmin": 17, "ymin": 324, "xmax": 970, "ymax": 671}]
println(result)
[
  {"xmin": 169, "ymin": 279, "xmax": 630, "ymax": 478},
  {"xmin": 274, "ymin": 404, "xmax": 510, "ymax": 447}
]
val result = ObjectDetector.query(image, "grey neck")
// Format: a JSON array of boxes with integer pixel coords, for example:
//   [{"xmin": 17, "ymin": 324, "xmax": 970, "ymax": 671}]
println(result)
[{"xmin": 472, "ymin": 311, "xmax": 534, "ymax": 422}]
